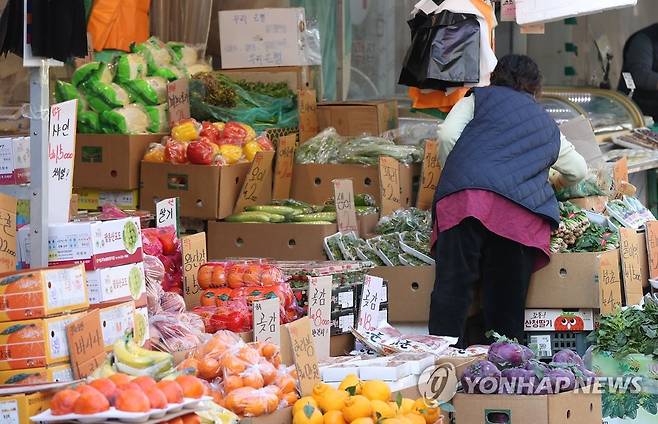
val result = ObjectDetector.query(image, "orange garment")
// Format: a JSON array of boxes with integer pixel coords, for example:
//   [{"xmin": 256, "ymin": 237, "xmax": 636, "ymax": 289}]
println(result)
[
  {"xmin": 87, "ymin": 0, "xmax": 150, "ymax": 51},
  {"xmin": 409, "ymin": 0, "xmax": 495, "ymax": 112}
]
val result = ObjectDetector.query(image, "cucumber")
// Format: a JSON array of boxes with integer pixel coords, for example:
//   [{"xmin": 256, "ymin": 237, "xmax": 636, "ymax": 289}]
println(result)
[
  {"xmin": 224, "ymin": 212, "xmax": 271, "ymax": 223},
  {"xmin": 262, "ymin": 212, "xmax": 286, "ymax": 223},
  {"xmin": 293, "ymin": 212, "xmax": 337, "ymax": 223},
  {"xmin": 292, "ymin": 221, "xmax": 335, "ymax": 225},
  {"xmin": 245, "ymin": 205, "xmax": 297, "ymax": 217}
]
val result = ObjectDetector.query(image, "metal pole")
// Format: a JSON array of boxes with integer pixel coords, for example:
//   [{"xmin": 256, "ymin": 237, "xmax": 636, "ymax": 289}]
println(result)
[{"xmin": 28, "ymin": 62, "xmax": 49, "ymax": 267}]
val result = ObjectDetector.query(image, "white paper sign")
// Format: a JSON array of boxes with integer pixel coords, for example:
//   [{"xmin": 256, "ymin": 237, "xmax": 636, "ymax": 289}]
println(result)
[
  {"xmin": 156, "ymin": 198, "xmax": 179, "ymax": 234},
  {"xmin": 308, "ymin": 276, "xmax": 332, "ymax": 360},
  {"xmin": 253, "ymin": 298, "xmax": 281, "ymax": 345},
  {"xmin": 501, "ymin": 0, "xmax": 516, "ymax": 21},
  {"xmin": 219, "ymin": 8, "xmax": 307, "ymax": 69},
  {"xmin": 357, "ymin": 275, "xmax": 384, "ymax": 332},
  {"xmin": 515, "ymin": 0, "xmax": 637, "ymax": 25},
  {"xmin": 622, "ymin": 72, "xmax": 636, "ymax": 91},
  {"xmin": 48, "ymin": 100, "xmax": 78, "ymax": 223}
]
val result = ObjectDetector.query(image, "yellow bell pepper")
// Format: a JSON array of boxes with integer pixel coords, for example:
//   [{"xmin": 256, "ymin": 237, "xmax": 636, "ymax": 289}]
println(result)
[
  {"xmin": 238, "ymin": 123, "xmax": 256, "ymax": 141},
  {"xmin": 219, "ymin": 144, "xmax": 244, "ymax": 165},
  {"xmin": 213, "ymin": 122, "xmax": 226, "ymax": 132},
  {"xmin": 143, "ymin": 143, "xmax": 165, "ymax": 163},
  {"xmin": 171, "ymin": 120, "xmax": 200, "ymax": 142},
  {"xmin": 243, "ymin": 140, "xmax": 263, "ymax": 161}
]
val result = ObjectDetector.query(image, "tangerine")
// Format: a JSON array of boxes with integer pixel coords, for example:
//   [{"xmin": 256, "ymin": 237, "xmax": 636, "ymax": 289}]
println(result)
[
  {"xmin": 258, "ymin": 360, "xmax": 277, "ymax": 385},
  {"xmin": 175, "ymin": 375, "xmax": 206, "ymax": 398},
  {"xmin": 50, "ymin": 389, "xmax": 80, "ymax": 415},
  {"xmin": 157, "ymin": 380, "xmax": 184, "ymax": 404},
  {"xmin": 145, "ymin": 387, "xmax": 168, "ymax": 409},
  {"xmin": 275, "ymin": 373, "xmax": 296, "ymax": 394},
  {"xmin": 198, "ymin": 357, "xmax": 222, "ymax": 380},
  {"xmin": 73, "ymin": 386, "xmax": 110, "ymax": 414},
  {"xmin": 242, "ymin": 370, "xmax": 264, "ymax": 389},
  {"xmin": 223, "ymin": 374, "xmax": 244, "ymax": 392},
  {"xmin": 115, "ymin": 389, "xmax": 150, "ymax": 413},
  {"xmin": 221, "ymin": 354, "xmax": 248, "ymax": 374},
  {"xmin": 282, "ymin": 391, "xmax": 299, "ymax": 406}
]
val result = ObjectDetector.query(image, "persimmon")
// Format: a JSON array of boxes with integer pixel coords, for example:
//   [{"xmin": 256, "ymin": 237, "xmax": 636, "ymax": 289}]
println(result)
[
  {"xmin": 50, "ymin": 389, "xmax": 80, "ymax": 415},
  {"xmin": 175, "ymin": 375, "xmax": 206, "ymax": 398},
  {"xmin": 89, "ymin": 378, "xmax": 117, "ymax": 403},
  {"xmin": 108, "ymin": 373, "xmax": 132, "ymax": 387},
  {"xmin": 198, "ymin": 357, "xmax": 221, "ymax": 380},
  {"xmin": 211, "ymin": 265, "xmax": 227, "ymax": 287},
  {"xmin": 242, "ymin": 369, "xmax": 264, "ymax": 389},
  {"xmin": 73, "ymin": 386, "xmax": 110, "ymax": 414},
  {"xmin": 115, "ymin": 389, "xmax": 150, "ymax": 413},
  {"xmin": 74, "ymin": 385, "xmax": 96, "ymax": 395},
  {"xmin": 145, "ymin": 387, "xmax": 168, "ymax": 409},
  {"xmin": 117, "ymin": 382, "xmax": 141, "ymax": 392},
  {"xmin": 178, "ymin": 357, "xmax": 200, "ymax": 374},
  {"xmin": 197, "ymin": 265, "xmax": 214, "ymax": 289},
  {"xmin": 182, "ymin": 413, "xmax": 202, "ymax": 424},
  {"xmin": 132, "ymin": 376, "xmax": 157, "ymax": 392},
  {"xmin": 200, "ymin": 290, "xmax": 217, "ymax": 306},
  {"xmin": 242, "ymin": 265, "xmax": 262, "ymax": 285},
  {"xmin": 5, "ymin": 323, "xmax": 45, "ymax": 366},
  {"xmin": 157, "ymin": 380, "xmax": 184, "ymax": 404}
]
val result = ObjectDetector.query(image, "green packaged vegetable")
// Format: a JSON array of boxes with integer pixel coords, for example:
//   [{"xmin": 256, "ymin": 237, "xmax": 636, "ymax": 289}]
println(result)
[
  {"xmin": 78, "ymin": 111, "xmax": 100, "ymax": 134},
  {"xmin": 150, "ymin": 63, "xmax": 186, "ymax": 81},
  {"xmin": 100, "ymin": 104, "xmax": 149, "ymax": 134},
  {"xmin": 71, "ymin": 61, "xmax": 113, "ymax": 87},
  {"xmin": 132, "ymin": 36, "xmax": 172, "ymax": 71},
  {"xmin": 122, "ymin": 77, "xmax": 167, "ymax": 105},
  {"xmin": 144, "ymin": 104, "xmax": 169, "ymax": 133},
  {"xmin": 166, "ymin": 42, "xmax": 199, "ymax": 66},
  {"xmin": 115, "ymin": 53, "xmax": 147, "ymax": 83},
  {"xmin": 83, "ymin": 80, "xmax": 132, "ymax": 110},
  {"xmin": 55, "ymin": 81, "xmax": 87, "ymax": 113}
]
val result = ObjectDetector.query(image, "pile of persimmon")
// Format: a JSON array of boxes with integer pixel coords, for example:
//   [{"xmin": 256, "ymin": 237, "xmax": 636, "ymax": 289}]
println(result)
[
  {"xmin": 49, "ymin": 374, "xmax": 206, "ymax": 415},
  {"xmin": 177, "ymin": 331, "xmax": 299, "ymax": 417}
]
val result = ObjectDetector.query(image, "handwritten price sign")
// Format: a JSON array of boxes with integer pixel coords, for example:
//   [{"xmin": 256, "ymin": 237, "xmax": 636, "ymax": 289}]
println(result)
[
  {"xmin": 272, "ymin": 135, "xmax": 296, "ymax": 200},
  {"xmin": 379, "ymin": 156, "xmax": 402, "ymax": 216},
  {"xmin": 156, "ymin": 198, "xmax": 179, "ymax": 235},
  {"xmin": 619, "ymin": 228, "xmax": 647, "ymax": 306},
  {"xmin": 287, "ymin": 316, "xmax": 321, "ymax": 396},
  {"xmin": 66, "ymin": 310, "xmax": 105, "ymax": 379},
  {"xmin": 308, "ymin": 276, "xmax": 332, "ymax": 360},
  {"xmin": 646, "ymin": 221, "xmax": 658, "ymax": 279},
  {"xmin": 167, "ymin": 79, "xmax": 191, "ymax": 127},
  {"xmin": 598, "ymin": 250, "xmax": 622, "ymax": 314},
  {"xmin": 333, "ymin": 179, "xmax": 358, "ymax": 233},
  {"xmin": 253, "ymin": 298, "xmax": 280, "ymax": 345},
  {"xmin": 357, "ymin": 275, "xmax": 384, "ymax": 332},
  {"xmin": 48, "ymin": 99, "xmax": 78, "ymax": 223},
  {"xmin": 0, "ymin": 193, "xmax": 16, "ymax": 273},
  {"xmin": 234, "ymin": 150, "xmax": 275, "ymax": 212},
  {"xmin": 416, "ymin": 140, "xmax": 441, "ymax": 210},
  {"xmin": 182, "ymin": 232, "xmax": 207, "ymax": 307}
]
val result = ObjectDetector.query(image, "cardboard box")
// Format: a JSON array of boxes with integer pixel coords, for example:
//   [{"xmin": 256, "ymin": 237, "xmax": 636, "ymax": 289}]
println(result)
[
  {"xmin": 239, "ymin": 406, "xmax": 292, "ymax": 424},
  {"xmin": 17, "ymin": 217, "xmax": 143, "ymax": 270},
  {"xmin": 330, "ymin": 334, "xmax": 355, "ymax": 357},
  {"xmin": 0, "ymin": 136, "xmax": 29, "ymax": 185},
  {"xmin": 140, "ymin": 162, "xmax": 253, "ymax": 220},
  {"xmin": 0, "ymin": 312, "xmax": 85, "ymax": 370},
  {"xmin": 570, "ymin": 196, "xmax": 608, "ymax": 213},
  {"xmin": 0, "ymin": 363, "xmax": 73, "ymax": 385},
  {"xmin": 99, "ymin": 301, "xmax": 136, "ymax": 350},
  {"xmin": 453, "ymin": 387, "xmax": 602, "ymax": 424},
  {"xmin": 316, "ymin": 100, "xmax": 398, "ymax": 136},
  {"xmin": 524, "ymin": 309, "xmax": 595, "ymax": 332},
  {"xmin": 219, "ymin": 8, "xmax": 308, "ymax": 69},
  {"xmin": 0, "ymin": 392, "xmax": 52, "ymax": 424},
  {"xmin": 75, "ymin": 188, "xmax": 140, "ymax": 211},
  {"xmin": 0, "ymin": 265, "xmax": 88, "ymax": 322},
  {"xmin": 357, "ymin": 213, "xmax": 379, "ymax": 239},
  {"xmin": 74, "ymin": 134, "xmax": 162, "ymax": 190},
  {"xmin": 208, "ymin": 222, "xmax": 337, "ymax": 260},
  {"xmin": 291, "ymin": 163, "xmax": 418, "ymax": 207},
  {"xmin": 368, "ymin": 266, "xmax": 434, "ymax": 323},
  {"xmin": 527, "ymin": 249, "xmax": 620, "ymax": 309},
  {"xmin": 86, "ymin": 262, "xmax": 146, "ymax": 305}
]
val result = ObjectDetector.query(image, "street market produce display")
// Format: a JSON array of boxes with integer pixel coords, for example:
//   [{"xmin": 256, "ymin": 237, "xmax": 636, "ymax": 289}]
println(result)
[{"xmin": 550, "ymin": 201, "xmax": 619, "ymax": 253}]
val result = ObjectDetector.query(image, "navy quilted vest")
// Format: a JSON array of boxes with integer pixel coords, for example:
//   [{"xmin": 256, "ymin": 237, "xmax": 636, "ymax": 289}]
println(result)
[{"xmin": 435, "ymin": 86, "xmax": 561, "ymax": 227}]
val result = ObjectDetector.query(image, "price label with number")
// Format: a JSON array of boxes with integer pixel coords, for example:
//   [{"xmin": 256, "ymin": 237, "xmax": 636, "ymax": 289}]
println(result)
[
  {"xmin": 598, "ymin": 250, "xmax": 622, "ymax": 314},
  {"xmin": 619, "ymin": 228, "xmax": 647, "ymax": 306},
  {"xmin": 66, "ymin": 310, "xmax": 105, "ymax": 379},
  {"xmin": 167, "ymin": 79, "xmax": 191, "ymax": 127},
  {"xmin": 273, "ymin": 135, "xmax": 296, "ymax": 200},
  {"xmin": 287, "ymin": 317, "xmax": 321, "ymax": 396},
  {"xmin": 646, "ymin": 221, "xmax": 658, "ymax": 279},
  {"xmin": 308, "ymin": 276, "xmax": 332, "ymax": 360},
  {"xmin": 357, "ymin": 275, "xmax": 384, "ymax": 332},
  {"xmin": 416, "ymin": 140, "xmax": 441, "ymax": 210},
  {"xmin": 379, "ymin": 156, "xmax": 402, "ymax": 216},
  {"xmin": 298, "ymin": 90, "xmax": 318, "ymax": 143},
  {"xmin": 182, "ymin": 232, "xmax": 207, "ymax": 307},
  {"xmin": 333, "ymin": 179, "xmax": 358, "ymax": 233},
  {"xmin": 622, "ymin": 72, "xmax": 636, "ymax": 91},
  {"xmin": 0, "ymin": 193, "xmax": 16, "ymax": 273},
  {"xmin": 234, "ymin": 151, "xmax": 275, "ymax": 213},
  {"xmin": 156, "ymin": 198, "xmax": 179, "ymax": 235},
  {"xmin": 253, "ymin": 298, "xmax": 281, "ymax": 345},
  {"xmin": 48, "ymin": 99, "xmax": 78, "ymax": 224}
]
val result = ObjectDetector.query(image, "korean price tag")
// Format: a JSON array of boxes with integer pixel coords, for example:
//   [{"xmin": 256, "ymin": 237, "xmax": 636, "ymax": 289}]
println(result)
[
  {"xmin": 357, "ymin": 275, "xmax": 384, "ymax": 332},
  {"xmin": 48, "ymin": 99, "xmax": 78, "ymax": 223},
  {"xmin": 333, "ymin": 179, "xmax": 358, "ymax": 233},
  {"xmin": 182, "ymin": 232, "xmax": 207, "ymax": 307},
  {"xmin": 287, "ymin": 317, "xmax": 321, "ymax": 396},
  {"xmin": 416, "ymin": 139, "xmax": 441, "ymax": 210},
  {"xmin": 619, "ymin": 228, "xmax": 647, "ymax": 306},
  {"xmin": 234, "ymin": 150, "xmax": 275, "ymax": 213},
  {"xmin": 0, "ymin": 193, "xmax": 16, "ymax": 273},
  {"xmin": 272, "ymin": 135, "xmax": 296, "ymax": 200},
  {"xmin": 156, "ymin": 197, "xmax": 180, "ymax": 236},
  {"xmin": 167, "ymin": 79, "xmax": 191, "ymax": 127},
  {"xmin": 379, "ymin": 156, "xmax": 402, "ymax": 216},
  {"xmin": 308, "ymin": 276, "xmax": 332, "ymax": 360},
  {"xmin": 66, "ymin": 310, "xmax": 105, "ymax": 379},
  {"xmin": 253, "ymin": 298, "xmax": 281, "ymax": 345}
]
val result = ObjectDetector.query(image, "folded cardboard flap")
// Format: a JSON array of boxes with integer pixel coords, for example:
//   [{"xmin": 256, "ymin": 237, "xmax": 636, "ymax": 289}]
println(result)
[{"xmin": 316, "ymin": 100, "xmax": 398, "ymax": 136}]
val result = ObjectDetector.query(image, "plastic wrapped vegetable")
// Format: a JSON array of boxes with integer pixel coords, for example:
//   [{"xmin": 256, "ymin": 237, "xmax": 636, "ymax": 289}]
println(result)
[
  {"xmin": 115, "ymin": 53, "xmax": 147, "ymax": 83},
  {"xmin": 83, "ymin": 80, "xmax": 132, "ymax": 109},
  {"xmin": 338, "ymin": 136, "xmax": 423, "ymax": 165},
  {"xmin": 172, "ymin": 119, "xmax": 201, "ymax": 142},
  {"xmin": 77, "ymin": 111, "xmax": 100, "ymax": 134},
  {"xmin": 187, "ymin": 62, "xmax": 213, "ymax": 76},
  {"xmin": 167, "ymin": 42, "xmax": 200, "ymax": 66},
  {"xmin": 123, "ymin": 77, "xmax": 168, "ymax": 105},
  {"xmin": 149, "ymin": 311, "xmax": 207, "ymax": 353},
  {"xmin": 164, "ymin": 139, "xmax": 189, "ymax": 164},
  {"xmin": 132, "ymin": 36, "xmax": 173, "ymax": 71},
  {"xmin": 144, "ymin": 104, "xmax": 169, "ymax": 133},
  {"xmin": 71, "ymin": 61, "xmax": 113, "ymax": 87},
  {"xmin": 55, "ymin": 81, "xmax": 87, "ymax": 113},
  {"xmin": 151, "ymin": 63, "xmax": 186, "ymax": 81},
  {"xmin": 375, "ymin": 208, "xmax": 432, "ymax": 235},
  {"xmin": 100, "ymin": 104, "xmax": 149, "ymax": 134},
  {"xmin": 295, "ymin": 127, "xmax": 343, "ymax": 164}
]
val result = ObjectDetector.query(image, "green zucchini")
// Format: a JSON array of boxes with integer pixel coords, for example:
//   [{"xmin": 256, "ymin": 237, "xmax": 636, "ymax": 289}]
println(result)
[
  {"xmin": 245, "ymin": 205, "xmax": 297, "ymax": 217},
  {"xmin": 292, "ymin": 221, "xmax": 335, "ymax": 225},
  {"xmin": 224, "ymin": 212, "xmax": 271, "ymax": 223},
  {"xmin": 293, "ymin": 212, "xmax": 337, "ymax": 222},
  {"xmin": 262, "ymin": 212, "xmax": 286, "ymax": 223}
]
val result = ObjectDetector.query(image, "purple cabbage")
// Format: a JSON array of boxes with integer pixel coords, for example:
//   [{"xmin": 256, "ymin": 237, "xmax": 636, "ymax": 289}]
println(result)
[
  {"xmin": 545, "ymin": 368, "xmax": 576, "ymax": 393},
  {"xmin": 461, "ymin": 360, "xmax": 501, "ymax": 394},
  {"xmin": 488, "ymin": 341, "xmax": 534, "ymax": 368},
  {"xmin": 551, "ymin": 349, "xmax": 584, "ymax": 367},
  {"xmin": 500, "ymin": 367, "xmax": 537, "ymax": 394}
]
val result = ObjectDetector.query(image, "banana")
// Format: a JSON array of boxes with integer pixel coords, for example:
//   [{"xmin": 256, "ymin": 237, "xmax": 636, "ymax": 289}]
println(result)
[
  {"xmin": 126, "ymin": 338, "xmax": 173, "ymax": 363},
  {"xmin": 113, "ymin": 339, "xmax": 154, "ymax": 368},
  {"xmin": 116, "ymin": 358, "xmax": 172, "ymax": 377}
]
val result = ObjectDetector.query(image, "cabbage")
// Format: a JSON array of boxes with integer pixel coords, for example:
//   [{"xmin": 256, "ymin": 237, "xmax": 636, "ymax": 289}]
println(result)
[
  {"xmin": 71, "ymin": 61, "xmax": 113, "ymax": 87},
  {"xmin": 167, "ymin": 42, "xmax": 199, "ymax": 66},
  {"xmin": 144, "ymin": 104, "xmax": 169, "ymax": 133},
  {"xmin": 100, "ymin": 105, "xmax": 149, "ymax": 134},
  {"xmin": 488, "ymin": 340, "xmax": 534, "ymax": 368},
  {"xmin": 115, "ymin": 53, "xmax": 147, "ymax": 83},
  {"xmin": 78, "ymin": 111, "xmax": 100, "ymax": 134},
  {"xmin": 83, "ymin": 80, "xmax": 132, "ymax": 110},
  {"xmin": 461, "ymin": 360, "xmax": 501, "ymax": 394},
  {"xmin": 552, "ymin": 349, "xmax": 584, "ymax": 367},
  {"xmin": 122, "ymin": 77, "xmax": 167, "ymax": 105},
  {"xmin": 150, "ymin": 63, "xmax": 186, "ymax": 81}
]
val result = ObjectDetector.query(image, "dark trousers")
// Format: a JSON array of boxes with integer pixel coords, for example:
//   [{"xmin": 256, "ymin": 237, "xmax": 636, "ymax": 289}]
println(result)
[{"xmin": 429, "ymin": 218, "xmax": 535, "ymax": 347}]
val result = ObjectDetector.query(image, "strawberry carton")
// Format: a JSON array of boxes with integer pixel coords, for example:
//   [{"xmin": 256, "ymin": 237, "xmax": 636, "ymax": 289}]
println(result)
[{"xmin": 523, "ymin": 309, "xmax": 595, "ymax": 332}]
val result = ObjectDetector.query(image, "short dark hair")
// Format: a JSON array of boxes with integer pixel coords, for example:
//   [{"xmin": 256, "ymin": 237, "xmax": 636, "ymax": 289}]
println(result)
[{"xmin": 490, "ymin": 54, "xmax": 542, "ymax": 96}]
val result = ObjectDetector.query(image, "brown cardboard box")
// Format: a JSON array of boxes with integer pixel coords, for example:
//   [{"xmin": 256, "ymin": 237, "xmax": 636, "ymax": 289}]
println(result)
[
  {"xmin": 452, "ymin": 387, "xmax": 602, "ymax": 424},
  {"xmin": 207, "ymin": 221, "xmax": 336, "ymax": 260},
  {"xmin": 369, "ymin": 266, "xmax": 434, "ymax": 323},
  {"xmin": 437, "ymin": 355, "xmax": 486, "ymax": 380},
  {"xmin": 74, "ymin": 134, "xmax": 162, "ymax": 190},
  {"xmin": 219, "ymin": 66, "xmax": 320, "ymax": 95},
  {"xmin": 316, "ymin": 100, "xmax": 398, "ymax": 136},
  {"xmin": 330, "ymin": 334, "xmax": 355, "ymax": 357},
  {"xmin": 570, "ymin": 196, "xmax": 608, "ymax": 213},
  {"xmin": 527, "ymin": 249, "xmax": 621, "ymax": 308},
  {"xmin": 291, "ymin": 163, "xmax": 418, "ymax": 207},
  {"xmin": 239, "ymin": 406, "xmax": 292, "ymax": 424},
  {"xmin": 358, "ymin": 213, "xmax": 379, "ymax": 239},
  {"xmin": 140, "ymin": 162, "xmax": 253, "ymax": 219}
]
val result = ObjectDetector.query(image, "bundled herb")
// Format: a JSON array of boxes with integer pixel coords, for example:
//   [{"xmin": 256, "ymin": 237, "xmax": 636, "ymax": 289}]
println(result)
[
  {"xmin": 235, "ymin": 80, "xmax": 294, "ymax": 98},
  {"xmin": 588, "ymin": 301, "xmax": 658, "ymax": 357},
  {"xmin": 192, "ymin": 72, "xmax": 238, "ymax": 107},
  {"xmin": 550, "ymin": 201, "xmax": 619, "ymax": 253},
  {"xmin": 570, "ymin": 222, "xmax": 619, "ymax": 252},
  {"xmin": 375, "ymin": 208, "xmax": 431, "ymax": 235}
]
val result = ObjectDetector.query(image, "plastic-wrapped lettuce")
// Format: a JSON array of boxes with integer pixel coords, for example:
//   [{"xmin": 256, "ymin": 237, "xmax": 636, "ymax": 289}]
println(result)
[
  {"xmin": 295, "ymin": 127, "xmax": 343, "ymax": 164},
  {"xmin": 100, "ymin": 104, "xmax": 149, "ymax": 134},
  {"xmin": 132, "ymin": 37, "xmax": 172, "ymax": 72},
  {"xmin": 122, "ymin": 77, "xmax": 167, "ymax": 105},
  {"xmin": 144, "ymin": 104, "xmax": 169, "ymax": 133},
  {"xmin": 115, "ymin": 53, "xmax": 147, "ymax": 83},
  {"xmin": 78, "ymin": 111, "xmax": 100, "ymax": 134},
  {"xmin": 150, "ymin": 63, "xmax": 186, "ymax": 81},
  {"xmin": 55, "ymin": 81, "xmax": 88, "ymax": 113},
  {"xmin": 166, "ymin": 42, "xmax": 199, "ymax": 66},
  {"xmin": 83, "ymin": 80, "xmax": 132, "ymax": 111},
  {"xmin": 71, "ymin": 62, "xmax": 113, "ymax": 87},
  {"xmin": 186, "ymin": 62, "xmax": 212, "ymax": 76}
]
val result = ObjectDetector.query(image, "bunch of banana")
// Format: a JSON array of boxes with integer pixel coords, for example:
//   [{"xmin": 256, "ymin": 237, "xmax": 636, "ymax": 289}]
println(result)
[{"xmin": 112, "ymin": 335, "xmax": 173, "ymax": 379}]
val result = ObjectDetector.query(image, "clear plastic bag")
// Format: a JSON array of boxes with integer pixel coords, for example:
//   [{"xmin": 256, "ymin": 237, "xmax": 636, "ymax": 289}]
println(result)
[
  {"xmin": 149, "ymin": 312, "xmax": 208, "ymax": 353},
  {"xmin": 294, "ymin": 127, "xmax": 343, "ymax": 164},
  {"xmin": 100, "ymin": 104, "xmax": 150, "ymax": 134},
  {"xmin": 375, "ymin": 207, "xmax": 432, "ymax": 235},
  {"xmin": 555, "ymin": 166, "xmax": 613, "ymax": 201},
  {"xmin": 337, "ymin": 136, "xmax": 423, "ymax": 165}
]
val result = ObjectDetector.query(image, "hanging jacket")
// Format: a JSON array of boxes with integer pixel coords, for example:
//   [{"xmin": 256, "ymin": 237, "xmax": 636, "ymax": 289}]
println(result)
[
  {"xmin": 88, "ymin": 0, "xmax": 150, "ymax": 51},
  {"xmin": 434, "ymin": 86, "xmax": 561, "ymax": 227}
]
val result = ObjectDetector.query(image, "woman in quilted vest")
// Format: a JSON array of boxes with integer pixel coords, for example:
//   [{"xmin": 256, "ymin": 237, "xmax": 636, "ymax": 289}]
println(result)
[{"xmin": 429, "ymin": 54, "xmax": 587, "ymax": 346}]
